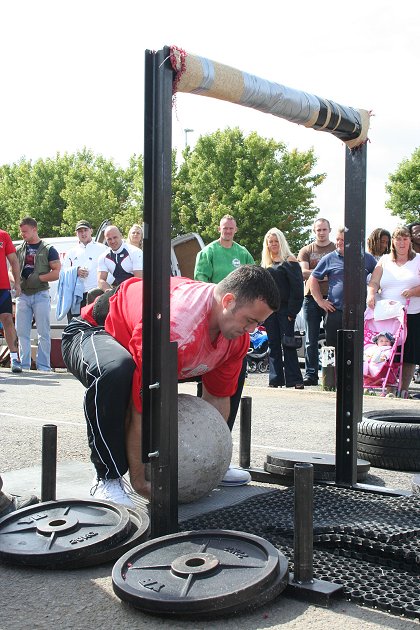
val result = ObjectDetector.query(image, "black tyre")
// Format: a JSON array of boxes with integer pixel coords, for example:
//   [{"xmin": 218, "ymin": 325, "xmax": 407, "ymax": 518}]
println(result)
[{"xmin": 357, "ymin": 410, "xmax": 420, "ymax": 471}]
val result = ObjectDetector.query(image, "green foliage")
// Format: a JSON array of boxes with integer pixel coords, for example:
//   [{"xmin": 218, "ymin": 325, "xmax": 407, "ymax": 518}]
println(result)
[
  {"xmin": 386, "ymin": 147, "xmax": 420, "ymax": 223},
  {"xmin": 172, "ymin": 128, "xmax": 324, "ymax": 259},
  {"xmin": 0, "ymin": 148, "xmax": 144, "ymax": 239},
  {"xmin": 0, "ymin": 129, "xmax": 324, "ymax": 256}
]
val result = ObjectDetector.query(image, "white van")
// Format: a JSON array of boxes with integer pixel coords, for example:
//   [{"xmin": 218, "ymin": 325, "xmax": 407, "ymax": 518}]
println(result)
[{"xmin": 12, "ymin": 225, "xmax": 205, "ymax": 331}]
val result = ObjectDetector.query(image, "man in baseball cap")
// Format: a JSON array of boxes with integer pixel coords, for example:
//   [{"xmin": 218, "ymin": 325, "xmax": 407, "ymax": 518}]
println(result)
[
  {"xmin": 61, "ymin": 220, "xmax": 106, "ymax": 320},
  {"xmin": 75, "ymin": 220, "xmax": 92, "ymax": 230}
]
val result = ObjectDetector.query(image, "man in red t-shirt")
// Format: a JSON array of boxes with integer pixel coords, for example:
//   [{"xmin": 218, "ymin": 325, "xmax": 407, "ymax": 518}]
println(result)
[
  {"xmin": 62, "ymin": 265, "xmax": 279, "ymax": 507},
  {"xmin": 0, "ymin": 228, "xmax": 22, "ymax": 373}
]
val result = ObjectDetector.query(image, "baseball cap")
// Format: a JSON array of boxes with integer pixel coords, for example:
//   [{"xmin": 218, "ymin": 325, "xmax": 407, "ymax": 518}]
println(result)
[{"xmin": 75, "ymin": 220, "xmax": 92, "ymax": 230}]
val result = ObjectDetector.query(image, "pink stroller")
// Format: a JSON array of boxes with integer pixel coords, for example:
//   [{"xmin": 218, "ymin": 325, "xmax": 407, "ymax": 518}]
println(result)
[{"xmin": 363, "ymin": 299, "xmax": 408, "ymax": 397}]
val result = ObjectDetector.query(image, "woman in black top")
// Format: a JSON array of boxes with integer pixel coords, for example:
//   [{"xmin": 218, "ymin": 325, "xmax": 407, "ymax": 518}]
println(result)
[{"xmin": 261, "ymin": 228, "xmax": 304, "ymax": 389}]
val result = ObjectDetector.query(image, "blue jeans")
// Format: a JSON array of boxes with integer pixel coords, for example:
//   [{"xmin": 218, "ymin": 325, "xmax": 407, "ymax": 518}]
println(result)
[
  {"xmin": 15, "ymin": 291, "xmax": 52, "ymax": 371},
  {"xmin": 264, "ymin": 306, "xmax": 303, "ymax": 388},
  {"xmin": 302, "ymin": 295, "xmax": 325, "ymax": 380}
]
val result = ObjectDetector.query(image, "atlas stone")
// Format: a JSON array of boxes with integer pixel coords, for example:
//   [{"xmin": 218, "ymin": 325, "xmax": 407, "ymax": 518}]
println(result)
[{"xmin": 177, "ymin": 394, "xmax": 232, "ymax": 503}]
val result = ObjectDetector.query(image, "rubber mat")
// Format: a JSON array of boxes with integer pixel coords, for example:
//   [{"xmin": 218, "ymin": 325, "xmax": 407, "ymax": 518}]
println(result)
[{"xmin": 180, "ymin": 485, "xmax": 420, "ymax": 619}]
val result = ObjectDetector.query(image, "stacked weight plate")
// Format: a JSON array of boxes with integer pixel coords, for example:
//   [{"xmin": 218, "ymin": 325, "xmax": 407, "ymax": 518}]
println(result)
[
  {"xmin": 265, "ymin": 449, "xmax": 370, "ymax": 481},
  {"xmin": 112, "ymin": 529, "xmax": 289, "ymax": 618},
  {"xmin": 0, "ymin": 499, "xmax": 149, "ymax": 569}
]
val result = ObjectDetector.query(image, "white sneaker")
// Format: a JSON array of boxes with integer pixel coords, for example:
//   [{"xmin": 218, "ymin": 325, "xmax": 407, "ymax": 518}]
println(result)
[
  {"xmin": 219, "ymin": 465, "xmax": 251, "ymax": 487},
  {"xmin": 90, "ymin": 477, "xmax": 135, "ymax": 508}
]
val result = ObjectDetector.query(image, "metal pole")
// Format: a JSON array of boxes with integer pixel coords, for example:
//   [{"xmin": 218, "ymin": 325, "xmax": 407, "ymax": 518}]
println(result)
[
  {"xmin": 293, "ymin": 463, "xmax": 314, "ymax": 584},
  {"xmin": 41, "ymin": 424, "xmax": 57, "ymax": 502},
  {"xmin": 239, "ymin": 396, "xmax": 252, "ymax": 469},
  {"xmin": 336, "ymin": 144, "xmax": 367, "ymax": 486},
  {"xmin": 335, "ymin": 330, "xmax": 358, "ymax": 486},
  {"xmin": 143, "ymin": 47, "xmax": 178, "ymax": 537}
]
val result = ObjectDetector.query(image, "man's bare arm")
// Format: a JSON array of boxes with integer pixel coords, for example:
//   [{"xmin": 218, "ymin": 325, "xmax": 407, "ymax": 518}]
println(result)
[
  {"xmin": 98, "ymin": 270, "xmax": 112, "ymax": 291},
  {"xmin": 299, "ymin": 260, "xmax": 311, "ymax": 280},
  {"xmin": 39, "ymin": 259, "xmax": 61, "ymax": 283},
  {"xmin": 202, "ymin": 384, "xmax": 230, "ymax": 422},
  {"xmin": 7, "ymin": 252, "xmax": 21, "ymax": 297},
  {"xmin": 308, "ymin": 275, "xmax": 335, "ymax": 312}
]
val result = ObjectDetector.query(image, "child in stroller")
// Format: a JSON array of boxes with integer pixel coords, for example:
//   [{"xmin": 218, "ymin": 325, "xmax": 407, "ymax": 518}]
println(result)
[
  {"xmin": 363, "ymin": 300, "xmax": 407, "ymax": 396},
  {"xmin": 247, "ymin": 326, "xmax": 270, "ymax": 373},
  {"xmin": 363, "ymin": 331, "xmax": 394, "ymax": 365}
]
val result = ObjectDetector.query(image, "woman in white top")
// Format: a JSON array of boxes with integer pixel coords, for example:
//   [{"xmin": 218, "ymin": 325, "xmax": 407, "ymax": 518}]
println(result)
[{"xmin": 367, "ymin": 226, "xmax": 420, "ymax": 397}]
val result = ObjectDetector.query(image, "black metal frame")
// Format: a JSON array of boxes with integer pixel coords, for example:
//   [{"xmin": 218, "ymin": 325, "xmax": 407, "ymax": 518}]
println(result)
[
  {"xmin": 143, "ymin": 47, "xmax": 178, "ymax": 537},
  {"xmin": 142, "ymin": 49, "xmax": 403, "ymax": 538},
  {"xmin": 335, "ymin": 145, "xmax": 367, "ymax": 487}
]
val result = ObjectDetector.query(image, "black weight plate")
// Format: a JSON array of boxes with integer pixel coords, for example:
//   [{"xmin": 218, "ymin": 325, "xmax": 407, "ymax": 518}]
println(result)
[
  {"xmin": 264, "ymin": 462, "xmax": 368, "ymax": 482},
  {"xmin": 0, "ymin": 499, "xmax": 131, "ymax": 567},
  {"xmin": 266, "ymin": 450, "xmax": 370, "ymax": 473},
  {"xmin": 59, "ymin": 508, "xmax": 150, "ymax": 569},
  {"xmin": 112, "ymin": 529, "xmax": 288, "ymax": 618}
]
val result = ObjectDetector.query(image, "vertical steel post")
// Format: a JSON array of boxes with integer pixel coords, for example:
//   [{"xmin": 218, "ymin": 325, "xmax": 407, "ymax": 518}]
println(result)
[
  {"xmin": 239, "ymin": 396, "xmax": 252, "ymax": 469},
  {"xmin": 293, "ymin": 463, "xmax": 314, "ymax": 583},
  {"xmin": 335, "ymin": 330, "xmax": 357, "ymax": 485},
  {"xmin": 336, "ymin": 144, "xmax": 367, "ymax": 486},
  {"xmin": 143, "ymin": 47, "xmax": 178, "ymax": 536},
  {"xmin": 41, "ymin": 424, "xmax": 57, "ymax": 502}
]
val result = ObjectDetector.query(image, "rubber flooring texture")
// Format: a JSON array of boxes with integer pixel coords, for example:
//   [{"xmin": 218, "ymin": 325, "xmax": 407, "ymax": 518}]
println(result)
[{"xmin": 180, "ymin": 485, "xmax": 420, "ymax": 619}]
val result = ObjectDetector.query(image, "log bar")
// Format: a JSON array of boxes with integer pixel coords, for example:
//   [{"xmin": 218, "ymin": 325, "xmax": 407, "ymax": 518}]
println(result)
[{"xmin": 170, "ymin": 47, "xmax": 370, "ymax": 149}]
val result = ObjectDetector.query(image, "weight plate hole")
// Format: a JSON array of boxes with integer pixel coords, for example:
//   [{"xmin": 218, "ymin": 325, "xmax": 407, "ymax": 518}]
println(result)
[{"xmin": 49, "ymin": 519, "xmax": 67, "ymax": 527}]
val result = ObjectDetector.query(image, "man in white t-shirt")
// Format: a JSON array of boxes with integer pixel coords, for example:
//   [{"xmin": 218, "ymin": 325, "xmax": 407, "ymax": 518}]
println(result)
[
  {"xmin": 97, "ymin": 225, "xmax": 143, "ymax": 290},
  {"xmin": 62, "ymin": 220, "xmax": 107, "ymax": 320}
]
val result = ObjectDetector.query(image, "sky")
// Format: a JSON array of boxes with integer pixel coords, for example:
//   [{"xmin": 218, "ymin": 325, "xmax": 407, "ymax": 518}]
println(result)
[{"xmin": 1, "ymin": 0, "xmax": 419, "ymax": 239}]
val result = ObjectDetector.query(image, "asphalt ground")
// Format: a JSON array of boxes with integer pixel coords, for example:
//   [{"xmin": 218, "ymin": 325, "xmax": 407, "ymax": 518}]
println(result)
[{"xmin": 0, "ymin": 367, "xmax": 419, "ymax": 629}]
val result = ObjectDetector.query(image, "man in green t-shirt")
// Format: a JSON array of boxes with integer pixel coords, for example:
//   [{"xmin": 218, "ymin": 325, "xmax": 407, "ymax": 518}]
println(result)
[
  {"xmin": 194, "ymin": 215, "xmax": 255, "ymax": 486},
  {"xmin": 194, "ymin": 215, "xmax": 254, "ymax": 283}
]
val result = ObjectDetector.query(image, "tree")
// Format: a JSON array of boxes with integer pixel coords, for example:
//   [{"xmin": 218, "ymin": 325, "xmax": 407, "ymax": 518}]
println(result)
[
  {"xmin": 60, "ymin": 149, "xmax": 130, "ymax": 234},
  {"xmin": 172, "ymin": 128, "xmax": 324, "ymax": 259},
  {"xmin": 113, "ymin": 154, "xmax": 144, "ymax": 235},
  {"xmin": 386, "ymin": 147, "xmax": 420, "ymax": 224},
  {"xmin": 0, "ymin": 149, "xmax": 144, "ymax": 238}
]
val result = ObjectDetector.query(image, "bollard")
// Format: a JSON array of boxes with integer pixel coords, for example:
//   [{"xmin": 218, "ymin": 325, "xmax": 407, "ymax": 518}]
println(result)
[
  {"xmin": 287, "ymin": 461, "xmax": 344, "ymax": 604},
  {"xmin": 239, "ymin": 396, "xmax": 252, "ymax": 469},
  {"xmin": 321, "ymin": 346, "xmax": 336, "ymax": 392},
  {"xmin": 41, "ymin": 424, "xmax": 57, "ymax": 502},
  {"xmin": 293, "ymin": 463, "xmax": 314, "ymax": 584}
]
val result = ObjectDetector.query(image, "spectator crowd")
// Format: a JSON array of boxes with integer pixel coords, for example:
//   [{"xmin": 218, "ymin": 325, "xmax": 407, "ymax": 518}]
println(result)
[{"xmin": 1, "ymin": 214, "xmax": 419, "ymax": 512}]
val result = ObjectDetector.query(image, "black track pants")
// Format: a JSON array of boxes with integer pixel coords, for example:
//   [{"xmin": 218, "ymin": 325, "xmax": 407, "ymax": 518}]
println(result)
[{"xmin": 62, "ymin": 318, "xmax": 136, "ymax": 480}]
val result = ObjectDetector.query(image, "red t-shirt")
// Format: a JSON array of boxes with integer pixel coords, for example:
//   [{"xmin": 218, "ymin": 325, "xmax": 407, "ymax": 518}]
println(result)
[
  {"xmin": 83, "ymin": 277, "xmax": 249, "ymax": 411},
  {"xmin": 0, "ymin": 230, "xmax": 16, "ymax": 290}
]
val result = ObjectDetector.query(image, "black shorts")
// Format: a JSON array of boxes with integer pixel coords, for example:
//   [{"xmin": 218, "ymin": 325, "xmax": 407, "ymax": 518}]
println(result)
[
  {"xmin": 0, "ymin": 290, "xmax": 12, "ymax": 315},
  {"xmin": 403, "ymin": 312, "xmax": 420, "ymax": 365}
]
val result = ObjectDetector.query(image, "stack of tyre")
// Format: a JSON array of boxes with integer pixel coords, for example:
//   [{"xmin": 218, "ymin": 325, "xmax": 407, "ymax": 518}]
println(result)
[{"xmin": 357, "ymin": 411, "xmax": 420, "ymax": 471}]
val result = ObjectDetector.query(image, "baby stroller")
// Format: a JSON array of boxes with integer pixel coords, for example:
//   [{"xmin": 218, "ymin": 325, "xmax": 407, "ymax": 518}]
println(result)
[
  {"xmin": 247, "ymin": 326, "xmax": 270, "ymax": 373},
  {"xmin": 363, "ymin": 299, "xmax": 408, "ymax": 397}
]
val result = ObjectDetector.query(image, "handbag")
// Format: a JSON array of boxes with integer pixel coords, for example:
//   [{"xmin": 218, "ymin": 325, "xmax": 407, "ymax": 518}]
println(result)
[{"xmin": 281, "ymin": 333, "xmax": 303, "ymax": 349}]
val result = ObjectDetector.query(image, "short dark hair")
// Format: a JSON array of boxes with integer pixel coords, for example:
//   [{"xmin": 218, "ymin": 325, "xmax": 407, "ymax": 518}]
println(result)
[
  {"xmin": 19, "ymin": 216, "xmax": 37, "ymax": 229},
  {"xmin": 86, "ymin": 288, "xmax": 104, "ymax": 305},
  {"xmin": 216, "ymin": 265, "xmax": 280, "ymax": 311},
  {"xmin": 406, "ymin": 221, "xmax": 420, "ymax": 235},
  {"xmin": 313, "ymin": 217, "xmax": 331, "ymax": 230},
  {"xmin": 92, "ymin": 288, "xmax": 118, "ymax": 325}
]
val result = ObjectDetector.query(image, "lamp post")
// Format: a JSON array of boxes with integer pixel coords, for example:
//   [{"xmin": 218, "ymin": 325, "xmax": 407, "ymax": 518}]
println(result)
[{"xmin": 184, "ymin": 128, "xmax": 194, "ymax": 147}]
